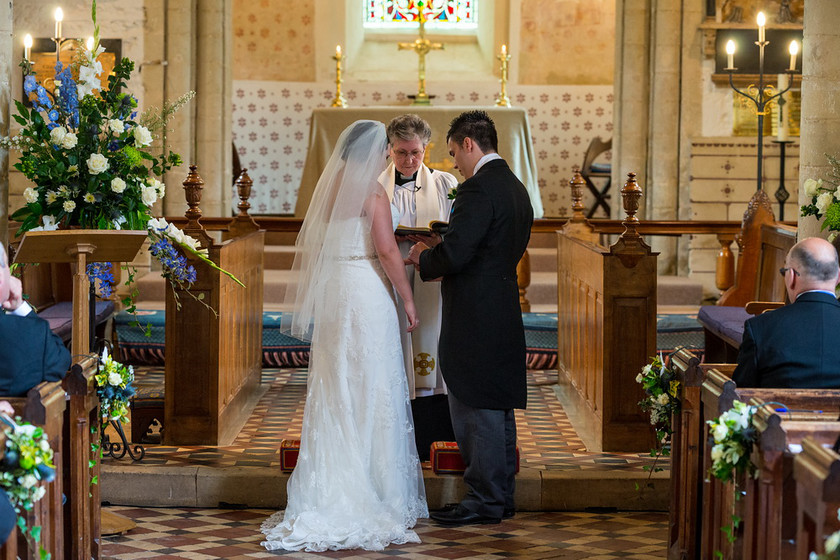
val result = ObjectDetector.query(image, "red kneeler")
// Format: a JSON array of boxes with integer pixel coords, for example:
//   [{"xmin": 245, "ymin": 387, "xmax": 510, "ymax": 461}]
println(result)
[
  {"xmin": 430, "ymin": 441, "xmax": 520, "ymax": 475},
  {"xmin": 280, "ymin": 439, "xmax": 300, "ymax": 473}
]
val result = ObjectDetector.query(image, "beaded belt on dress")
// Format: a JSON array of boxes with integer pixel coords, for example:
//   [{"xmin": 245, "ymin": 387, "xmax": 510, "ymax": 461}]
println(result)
[{"xmin": 336, "ymin": 254, "xmax": 377, "ymax": 261}]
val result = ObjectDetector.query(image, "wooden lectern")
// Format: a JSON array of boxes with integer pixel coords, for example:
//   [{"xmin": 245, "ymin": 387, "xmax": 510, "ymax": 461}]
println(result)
[{"xmin": 13, "ymin": 229, "xmax": 146, "ymax": 560}]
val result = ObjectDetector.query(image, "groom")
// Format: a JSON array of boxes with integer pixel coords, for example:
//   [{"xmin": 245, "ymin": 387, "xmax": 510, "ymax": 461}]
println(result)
[{"xmin": 407, "ymin": 110, "xmax": 533, "ymax": 526}]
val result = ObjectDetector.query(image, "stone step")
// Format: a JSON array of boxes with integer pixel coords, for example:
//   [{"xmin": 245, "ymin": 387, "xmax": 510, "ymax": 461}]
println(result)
[
  {"xmin": 264, "ymin": 245, "xmax": 296, "ymax": 270},
  {"xmin": 658, "ymin": 275, "xmax": 703, "ymax": 307},
  {"xmin": 527, "ymin": 247, "xmax": 556, "ymax": 273}
]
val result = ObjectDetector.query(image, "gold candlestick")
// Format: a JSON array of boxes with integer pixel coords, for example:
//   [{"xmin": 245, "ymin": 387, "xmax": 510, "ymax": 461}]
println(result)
[
  {"xmin": 495, "ymin": 45, "xmax": 511, "ymax": 107},
  {"xmin": 331, "ymin": 45, "xmax": 347, "ymax": 108}
]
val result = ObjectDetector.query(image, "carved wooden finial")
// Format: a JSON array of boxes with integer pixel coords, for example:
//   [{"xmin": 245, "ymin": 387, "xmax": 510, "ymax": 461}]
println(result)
[
  {"xmin": 235, "ymin": 168, "xmax": 253, "ymax": 218},
  {"xmin": 569, "ymin": 167, "xmax": 587, "ymax": 223},
  {"xmin": 227, "ymin": 168, "xmax": 260, "ymax": 239},
  {"xmin": 182, "ymin": 165, "xmax": 213, "ymax": 250},
  {"xmin": 609, "ymin": 171, "xmax": 652, "ymax": 267},
  {"xmin": 621, "ymin": 171, "xmax": 643, "ymax": 232}
]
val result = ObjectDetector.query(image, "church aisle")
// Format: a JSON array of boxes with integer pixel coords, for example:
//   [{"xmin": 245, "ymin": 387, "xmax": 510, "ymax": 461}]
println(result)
[{"xmin": 101, "ymin": 507, "xmax": 668, "ymax": 559}]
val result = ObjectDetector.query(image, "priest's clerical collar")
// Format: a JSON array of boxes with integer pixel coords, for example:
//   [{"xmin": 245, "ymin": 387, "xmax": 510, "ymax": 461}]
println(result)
[{"xmin": 395, "ymin": 171, "xmax": 418, "ymax": 187}]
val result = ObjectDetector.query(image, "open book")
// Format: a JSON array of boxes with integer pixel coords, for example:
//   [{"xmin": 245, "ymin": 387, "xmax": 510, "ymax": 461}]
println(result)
[{"xmin": 395, "ymin": 220, "xmax": 449, "ymax": 236}]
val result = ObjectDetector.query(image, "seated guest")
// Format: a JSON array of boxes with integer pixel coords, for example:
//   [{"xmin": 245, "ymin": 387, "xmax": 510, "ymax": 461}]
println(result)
[
  {"xmin": 733, "ymin": 237, "xmax": 840, "ymax": 388},
  {"xmin": 0, "ymin": 243, "xmax": 71, "ymax": 396}
]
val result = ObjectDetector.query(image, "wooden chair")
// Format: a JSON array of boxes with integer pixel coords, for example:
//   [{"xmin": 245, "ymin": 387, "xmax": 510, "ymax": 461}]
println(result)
[{"xmin": 580, "ymin": 136, "xmax": 612, "ymax": 218}]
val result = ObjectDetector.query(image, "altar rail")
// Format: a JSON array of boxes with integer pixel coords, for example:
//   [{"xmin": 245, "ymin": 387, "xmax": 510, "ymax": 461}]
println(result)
[
  {"xmin": 164, "ymin": 167, "xmax": 264, "ymax": 446},
  {"xmin": 555, "ymin": 172, "xmax": 657, "ymax": 452}
]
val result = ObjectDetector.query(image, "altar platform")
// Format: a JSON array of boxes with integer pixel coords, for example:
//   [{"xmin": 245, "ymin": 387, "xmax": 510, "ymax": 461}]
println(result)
[{"xmin": 101, "ymin": 367, "xmax": 670, "ymax": 512}]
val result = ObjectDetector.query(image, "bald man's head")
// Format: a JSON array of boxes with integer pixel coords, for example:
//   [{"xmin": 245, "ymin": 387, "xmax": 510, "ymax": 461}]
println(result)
[{"xmin": 785, "ymin": 237, "xmax": 840, "ymax": 299}]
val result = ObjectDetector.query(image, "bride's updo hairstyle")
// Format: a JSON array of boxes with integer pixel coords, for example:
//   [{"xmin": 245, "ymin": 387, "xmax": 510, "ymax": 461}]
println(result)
[{"xmin": 341, "ymin": 120, "xmax": 387, "ymax": 162}]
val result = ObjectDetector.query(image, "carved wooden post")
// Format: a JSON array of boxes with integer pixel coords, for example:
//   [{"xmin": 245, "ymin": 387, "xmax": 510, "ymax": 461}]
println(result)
[
  {"xmin": 716, "ymin": 233, "xmax": 736, "ymax": 292},
  {"xmin": 561, "ymin": 168, "xmax": 598, "ymax": 243},
  {"xmin": 181, "ymin": 165, "xmax": 214, "ymax": 250},
  {"xmin": 227, "ymin": 168, "xmax": 260, "ymax": 239}
]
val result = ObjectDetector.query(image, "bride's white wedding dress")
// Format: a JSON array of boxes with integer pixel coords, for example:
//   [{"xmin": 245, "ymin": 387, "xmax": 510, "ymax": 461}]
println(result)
[{"xmin": 261, "ymin": 208, "xmax": 428, "ymax": 552}]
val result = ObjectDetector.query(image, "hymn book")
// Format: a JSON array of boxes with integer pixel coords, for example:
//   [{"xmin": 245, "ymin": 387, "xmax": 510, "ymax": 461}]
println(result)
[{"xmin": 395, "ymin": 220, "xmax": 449, "ymax": 236}]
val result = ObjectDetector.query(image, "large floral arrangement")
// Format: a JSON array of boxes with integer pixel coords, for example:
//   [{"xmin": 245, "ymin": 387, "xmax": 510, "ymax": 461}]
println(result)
[
  {"xmin": 95, "ymin": 348, "xmax": 135, "ymax": 425},
  {"xmin": 0, "ymin": 412, "xmax": 56, "ymax": 559},
  {"xmin": 4, "ymin": 1, "xmax": 240, "ymax": 316},
  {"xmin": 801, "ymin": 154, "xmax": 840, "ymax": 241},
  {"xmin": 706, "ymin": 399, "xmax": 758, "ymax": 482}
]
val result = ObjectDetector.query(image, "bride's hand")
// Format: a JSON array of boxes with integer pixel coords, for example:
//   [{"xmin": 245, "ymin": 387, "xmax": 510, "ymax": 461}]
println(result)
[{"xmin": 404, "ymin": 300, "xmax": 419, "ymax": 332}]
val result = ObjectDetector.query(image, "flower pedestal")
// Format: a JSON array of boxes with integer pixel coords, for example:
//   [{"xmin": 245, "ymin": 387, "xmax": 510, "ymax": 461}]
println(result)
[{"xmin": 14, "ymin": 229, "xmax": 147, "ymax": 560}]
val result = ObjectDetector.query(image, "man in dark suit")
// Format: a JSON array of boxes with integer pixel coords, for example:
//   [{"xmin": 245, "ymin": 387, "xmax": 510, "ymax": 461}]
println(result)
[
  {"xmin": 407, "ymin": 110, "xmax": 533, "ymax": 526},
  {"xmin": 733, "ymin": 237, "xmax": 840, "ymax": 388},
  {"xmin": 0, "ymin": 243, "xmax": 70, "ymax": 396}
]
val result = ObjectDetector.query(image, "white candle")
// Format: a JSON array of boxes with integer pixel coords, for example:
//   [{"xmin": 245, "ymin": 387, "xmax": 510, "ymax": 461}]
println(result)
[
  {"xmin": 725, "ymin": 40, "xmax": 735, "ymax": 70},
  {"xmin": 23, "ymin": 34, "xmax": 33, "ymax": 61},
  {"xmin": 789, "ymin": 40, "xmax": 799, "ymax": 71},
  {"xmin": 777, "ymin": 74, "xmax": 790, "ymax": 142},
  {"xmin": 501, "ymin": 44, "xmax": 507, "ymax": 56},
  {"xmin": 756, "ymin": 12, "xmax": 765, "ymax": 43},
  {"xmin": 54, "ymin": 7, "xmax": 64, "ymax": 39}
]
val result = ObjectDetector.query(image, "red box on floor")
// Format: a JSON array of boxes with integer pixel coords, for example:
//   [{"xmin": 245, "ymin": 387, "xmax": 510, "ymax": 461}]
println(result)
[
  {"xmin": 280, "ymin": 439, "xmax": 300, "ymax": 472},
  {"xmin": 430, "ymin": 441, "xmax": 520, "ymax": 474}
]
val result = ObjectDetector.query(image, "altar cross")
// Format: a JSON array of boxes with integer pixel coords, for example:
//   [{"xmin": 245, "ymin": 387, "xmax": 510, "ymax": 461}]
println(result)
[{"xmin": 398, "ymin": 5, "xmax": 443, "ymax": 105}]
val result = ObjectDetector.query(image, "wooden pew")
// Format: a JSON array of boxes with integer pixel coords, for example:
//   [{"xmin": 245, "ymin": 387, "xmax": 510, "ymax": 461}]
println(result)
[
  {"xmin": 62, "ymin": 355, "xmax": 101, "ymax": 560},
  {"xmin": 794, "ymin": 437, "xmax": 840, "ymax": 558},
  {"xmin": 163, "ymin": 166, "xmax": 265, "ymax": 446},
  {"xmin": 0, "ymin": 381, "xmax": 66, "ymax": 560},
  {"xmin": 556, "ymin": 172, "xmax": 656, "ymax": 452}
]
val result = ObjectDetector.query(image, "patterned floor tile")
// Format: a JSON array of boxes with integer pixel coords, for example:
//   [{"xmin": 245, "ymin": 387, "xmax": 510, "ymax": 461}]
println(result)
[{"xmin": 102, "ymin": 508, "xmax": 668, "ymax": 559}]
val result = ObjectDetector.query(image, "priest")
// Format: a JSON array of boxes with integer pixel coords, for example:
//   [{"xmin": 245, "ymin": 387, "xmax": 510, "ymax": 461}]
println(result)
[{"xmin": 379, "ymin": 114, "xmax": 458, "ymax": 459}]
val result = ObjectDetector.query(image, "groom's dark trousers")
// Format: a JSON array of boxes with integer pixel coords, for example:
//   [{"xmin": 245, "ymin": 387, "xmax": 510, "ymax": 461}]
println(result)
[{"xmin": 419, "ymin": 158, "xmax": 533, "ymax": 518}]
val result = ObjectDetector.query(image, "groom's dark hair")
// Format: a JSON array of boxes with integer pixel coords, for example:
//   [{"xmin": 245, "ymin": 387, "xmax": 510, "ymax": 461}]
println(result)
[{"xmin": 447, "ymin": 110, "xmax": 498, "ymax": 153}]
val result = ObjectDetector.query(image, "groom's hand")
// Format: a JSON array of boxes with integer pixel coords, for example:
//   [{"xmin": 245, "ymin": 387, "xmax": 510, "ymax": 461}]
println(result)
[{"xmin": 405, "ymin": 242, "xmax": 430, "ymax": 267}]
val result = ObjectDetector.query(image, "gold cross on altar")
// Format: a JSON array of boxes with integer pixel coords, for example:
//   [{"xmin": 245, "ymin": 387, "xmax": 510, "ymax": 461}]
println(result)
[{"xmin": 398, "ymin": 6, "xmax": 443, "ymax": 105}]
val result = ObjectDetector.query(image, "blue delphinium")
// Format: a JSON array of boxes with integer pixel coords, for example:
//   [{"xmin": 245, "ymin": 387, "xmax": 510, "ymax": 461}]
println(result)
[
  {"xmin": 149, "ymin": 237, "xmax": 198, "ymax": 285},
  {"xmin": 86, "ymin": 262, "xmax": 115, "ymax": 298},
  {"xmin": 54, "ymin": 61, "xmax": 80, "ymax": 128}
]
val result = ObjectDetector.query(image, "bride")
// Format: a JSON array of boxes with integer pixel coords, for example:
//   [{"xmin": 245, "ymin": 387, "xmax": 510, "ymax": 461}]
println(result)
[{"xmin": 261, "ymin": 120, "xmax": 428, "ymax": 552}]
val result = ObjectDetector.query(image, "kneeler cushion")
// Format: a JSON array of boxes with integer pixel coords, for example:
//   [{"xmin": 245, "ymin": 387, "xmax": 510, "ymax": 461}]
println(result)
[
  {"xmin": 430, "ymin": 441, "xmax": 520, "ymax": 475},
  {"xmin": 280, "ymin": 439, "xmax": 300, "ymax": 473}
]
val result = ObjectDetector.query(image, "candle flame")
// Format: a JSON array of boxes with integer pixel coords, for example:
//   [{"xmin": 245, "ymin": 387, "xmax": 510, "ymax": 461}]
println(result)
[
  {"xmin": 725, "ymin": 39, "xmax": 736, "ymax": 55},
  {"xmin": 336, "ymin": 44, "xmax": 341, "ymax": 56},
  {"xmin": 24, "ymin": 34, "xmax": 33, "ymax": 49},
  {"xmin": 54, "ymin": 7, "xmax": 64, "ymax": 22},
  {"xmin": 756, "ymin": 12, "xmax": 765, "ymax": 27},
  {"xmin": 501, "ymin": 44, "xmax": 507, "ymax": 55},
  {"xmin": 789, "ymin": 40, "xmax": 799, "ymax": 56}
]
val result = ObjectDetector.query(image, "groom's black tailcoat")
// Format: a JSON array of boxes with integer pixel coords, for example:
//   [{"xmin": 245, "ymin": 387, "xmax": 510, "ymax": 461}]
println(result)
[{"xmin": 419, "ymin": 158, "xmax": 533, "ymax": 410}]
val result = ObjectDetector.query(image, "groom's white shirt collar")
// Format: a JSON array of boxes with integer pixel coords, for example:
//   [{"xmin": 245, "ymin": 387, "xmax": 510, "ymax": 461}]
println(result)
[{"xmin": 473, "ymin": 153, "xmax": 502, "ymax": 176}]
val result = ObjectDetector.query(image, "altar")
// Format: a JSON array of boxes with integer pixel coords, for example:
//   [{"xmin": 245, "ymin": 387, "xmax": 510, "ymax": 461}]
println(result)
[{"xmin": 295, "ymin": 106, "xmax": 544, "ymax": 218}]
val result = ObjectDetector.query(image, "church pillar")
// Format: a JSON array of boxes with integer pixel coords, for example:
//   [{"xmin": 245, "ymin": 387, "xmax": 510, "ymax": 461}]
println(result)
[
  {"xmin": 0, "ymin": 1, "xmax": 11, "ymax": 247},
  {"xmin": 612, "ymin": 0, "xmax": 651, "ymax": 217},
  {"xmin": 193, "ymin": 0, "xmax": 232, "ymax": 217},
  {"xmin": 798, "ymin": 0, "xmax": 840, "ymax": 239}
]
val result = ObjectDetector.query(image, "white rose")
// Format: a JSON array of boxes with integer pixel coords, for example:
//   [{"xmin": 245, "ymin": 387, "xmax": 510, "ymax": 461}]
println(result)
[
  {"xmin": 713, "ymin": 423, "xmax": 728, "ymax": 443},
  {"xmin": 133, "ymin": 125, "xmax": 153, "ymax": 147},
  {"xmin": 828, "ymin": 532, "xmax": 840, "ymax": 554},
  {"xmin": 804, "ymin": 178, "xmax": 823, "ymax": 198},
  {"xmin": 23, "ymin": 187, "xmax": 38, "ymax": 204},
  {"xmin": 816, "ymin": 192, "xmax": 835, "ymax": 215},
  {"xmin": 21, "ymin": 474, "xmax": 37, "ymax": 489},
  {"xmin": 61, "ymin": 132, "xmax": 78, "ymax": 149},
  {"xmin": 86, "ymin": 153, "xmax": 109, "ymax": 175},
  {"xmin": 657, "ymin": 393, "xmax": 669, "ymax": 406},
  {"xmin": 141, "ymin": 185, "xmax": 158, "ymax": 206},
  {"xmin": 711, "ymin": 444, "xmax": 724, "ymax": 462},
  {"xmin": 49, "ymin": 126, "xmax": 67, "ymax": 146},
  {"xmin": 63, "ymin": 200, "xmax": 76, "ymax": 212},
  {"xmin": 110, "ymin": 177, "xmax": 126, "ymax": 193},
  {"xmin": 108, "ymin": 119, "xmax": 125, "ymax": 134},
  {"xmin": 39, "ymin": 439, "xmax": 50, "ymax": 451},
  {"xmin": 108, "ymin": 371, "xmax": 122, "ymax": 386}
]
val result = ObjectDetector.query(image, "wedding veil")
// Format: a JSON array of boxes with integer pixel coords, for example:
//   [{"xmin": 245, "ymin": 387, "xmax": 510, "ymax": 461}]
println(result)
[{"xmin": 283, "ymin": 120, "xmax": 389, "ymax": 340}]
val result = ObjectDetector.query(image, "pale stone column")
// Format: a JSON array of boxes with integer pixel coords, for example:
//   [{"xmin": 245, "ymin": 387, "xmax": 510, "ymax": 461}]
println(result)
[
  {"xmin": 612, "ymin": 0, "xmax": 650, "ymax": 219},
  {"xmin": 161, "ymin": 0, "xmax": 197, "ymax": 218},
  {"xmin": 193, "ymin": 0, "xmax": 232, "ymax": 217},
  {"xmin": 0, "ymin": 2, "xmax": 11, "ymax": 247},
  {"xmin": 798, "ymin": 0, "xmax": 840, "ymax": 239}
]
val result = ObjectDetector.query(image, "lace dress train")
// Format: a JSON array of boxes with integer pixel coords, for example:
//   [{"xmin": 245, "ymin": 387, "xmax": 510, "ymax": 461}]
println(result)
[{"xmin": 261, "ymin": 217, "xmax": 428, "ymax": 552}]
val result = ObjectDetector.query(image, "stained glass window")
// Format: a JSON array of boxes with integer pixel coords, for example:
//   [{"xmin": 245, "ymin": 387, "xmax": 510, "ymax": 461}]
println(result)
[{"xmin": 364, "ymin": 1, "xmax": 477, "ymax": 30}]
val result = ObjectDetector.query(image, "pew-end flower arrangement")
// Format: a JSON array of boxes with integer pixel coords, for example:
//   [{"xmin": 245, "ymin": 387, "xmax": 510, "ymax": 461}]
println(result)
[
  {"xmin": 811, "ymin": 510, "xmax": 840, "ymax": 559},
  {"xmin": 801, "ymin": 153, "xmax": 840, "ymax": 242},
  {"xmin": 3, "ymin": 1, "xmax": 242, "ymax": 324},
  {"xmin": 96, "ymin": 348, "xmax": 135, "ymax": 426},
  {"xmin": 635, "ymin": 354, "xmax": 681, "ymax": 489},
  {"xmin": 0, "ymin": 413, "xmax": 56, "ymax": 560}
]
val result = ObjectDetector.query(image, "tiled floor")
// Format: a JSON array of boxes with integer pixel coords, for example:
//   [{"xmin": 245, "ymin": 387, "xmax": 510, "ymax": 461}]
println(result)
[
  {"xmin": 102, "ymin": 507, "xmax": 669, "ymax": 559},
  {"xmin": 118, "ymin": 368, "xmax": 666, "ymax": 473}
]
